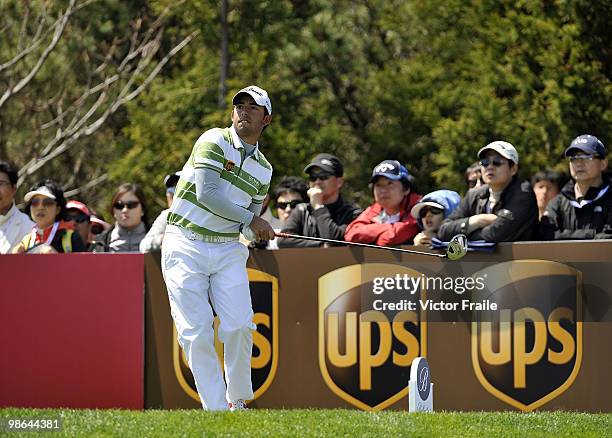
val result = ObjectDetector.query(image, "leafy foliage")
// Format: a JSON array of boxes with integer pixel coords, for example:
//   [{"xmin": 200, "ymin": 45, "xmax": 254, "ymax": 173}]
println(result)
[{"xmin": 2, "ymin": 0, "xmax": 610, "ymax": 218}]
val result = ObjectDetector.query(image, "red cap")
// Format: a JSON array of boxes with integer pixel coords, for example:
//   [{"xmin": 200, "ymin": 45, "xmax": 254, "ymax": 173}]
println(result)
[{"xmin": 66, "ymin": 200, "xmax": 91, "ymax": 217}]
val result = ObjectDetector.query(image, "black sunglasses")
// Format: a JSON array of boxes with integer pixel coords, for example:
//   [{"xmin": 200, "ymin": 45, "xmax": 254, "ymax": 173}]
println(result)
[
  {"xmin": 113, "ymin": 200, "xmax": 140, "ymax": 210},
  {"xmin": 419, "ymin": 206, "xmax": 444, "ymax": 218},
  {"xmin": 277, "ymin": 200, "xmax": 302, "ymax": 210},
  {"xmin": 308, "ymin": 173, "xmax": 333, "ymax": 182},
  {"xmin": 479, "ymin": 157, "xmax": 507, "ymax": 167},
  {"xmin": 66, "ymin": 214, "xmax": 89, "ymax": 224}
]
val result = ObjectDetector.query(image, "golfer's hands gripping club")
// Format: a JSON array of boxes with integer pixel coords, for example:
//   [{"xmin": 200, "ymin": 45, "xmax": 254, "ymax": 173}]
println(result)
[{"xmin": 249, "ymin": 215, "xmax": 275, "ymax": 241}]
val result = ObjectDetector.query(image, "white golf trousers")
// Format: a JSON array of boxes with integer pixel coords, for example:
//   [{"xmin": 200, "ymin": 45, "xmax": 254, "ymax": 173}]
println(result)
[{"xmin": 161, "ymin": 227, "xmax": 255, "ymax": 410}]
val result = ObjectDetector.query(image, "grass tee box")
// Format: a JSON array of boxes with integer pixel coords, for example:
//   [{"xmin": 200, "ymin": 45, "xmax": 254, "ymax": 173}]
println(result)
[{"xmin": 0, "ymin": 409, "xmax": 610, "ymax": 437}]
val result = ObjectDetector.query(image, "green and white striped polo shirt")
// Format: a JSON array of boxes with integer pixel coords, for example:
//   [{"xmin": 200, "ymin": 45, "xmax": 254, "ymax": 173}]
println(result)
[{"xmin": 168, "ymin": 125, "xmax": 273, "ymax": 238}]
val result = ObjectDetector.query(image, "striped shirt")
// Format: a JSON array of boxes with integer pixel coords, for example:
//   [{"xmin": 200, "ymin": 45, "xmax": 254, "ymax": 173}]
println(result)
[{"xmin": 168, "ymin": 125, "xmax": 273, "ymax": 238}]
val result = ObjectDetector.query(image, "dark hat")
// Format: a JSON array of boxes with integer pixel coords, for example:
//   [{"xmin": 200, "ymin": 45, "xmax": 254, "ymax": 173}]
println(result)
[
  {"xmin": 370, "ymin": 160, "xmax": 410, "ymax": 183},
  {"xmin": 564, "ymin": 135, "xmax": 606, "ymax": 158},
  {"xmin": 304, "ymin": 153, "xmax": 344, "ymax": 177},
  {"xmin": 164, "ymin": 171, "xmax": 182, "ymax": 189}
]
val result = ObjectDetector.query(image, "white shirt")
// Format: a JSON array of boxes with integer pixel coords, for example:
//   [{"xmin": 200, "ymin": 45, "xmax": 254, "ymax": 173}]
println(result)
[{"xmin": 0, "ymin": 203, "xmax": 35, "ymax": 254}]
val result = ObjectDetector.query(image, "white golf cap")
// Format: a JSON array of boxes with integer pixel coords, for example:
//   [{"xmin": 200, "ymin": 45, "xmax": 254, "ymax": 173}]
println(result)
[
  {"xmin": 24, "ymin": 186, "xmax": 56, "ymax": 202},
  {"xmin": 478, "ymin": 141, "xmax": 519, "ymax": 164},
  {"xmin": 232, "ymin": 85, "xmax": 272, "ymax": 115}
]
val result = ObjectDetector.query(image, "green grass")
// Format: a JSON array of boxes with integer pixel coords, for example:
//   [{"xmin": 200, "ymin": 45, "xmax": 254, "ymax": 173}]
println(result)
[{"xmin": 1, "ymin": 409, "xmax": 610, "ymax": 437}]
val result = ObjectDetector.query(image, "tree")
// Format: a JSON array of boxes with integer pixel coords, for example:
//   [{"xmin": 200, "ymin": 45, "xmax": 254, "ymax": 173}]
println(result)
[{"xmin": 0, "ymin": 0, "xmax": 196, "ymax": 212}]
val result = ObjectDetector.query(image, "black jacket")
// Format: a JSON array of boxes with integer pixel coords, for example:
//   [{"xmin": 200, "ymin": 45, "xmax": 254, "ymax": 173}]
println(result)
[
  {"xmin": 277, "ymin": 195, "xmax": 362, "ymax": 247},
  {"xmin": 438, "ymin": 177, "xmax": 538, "ymax": 242},
  {"xmin": 539, "ymin": 176, "xmax": 612, "ymax": 240}
]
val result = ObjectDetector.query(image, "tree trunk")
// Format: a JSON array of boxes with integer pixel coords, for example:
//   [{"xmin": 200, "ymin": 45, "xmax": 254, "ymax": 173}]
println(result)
[{"xmin": 218, "ymin": 0, "xmax": 229, "ymax": 109}]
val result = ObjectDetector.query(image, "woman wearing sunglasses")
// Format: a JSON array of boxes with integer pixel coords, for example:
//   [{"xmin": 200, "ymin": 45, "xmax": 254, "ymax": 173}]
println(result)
[
  {"xmin": 345, "ymin": 160, "xmax": 422, "ymax": 246},
  {"xmin": 91, "ymin": 183, "xmax": 149, "ymax": 252},
  {"xmin": 12, "ymin": 179, "xmax": 86, "ymax": 253},
  {"xmin": 438, "ymin": 141, "xmax": 538, "ymax": 242},
  {"xmin": 411, "ymin": 190, "xmax": 461, "ymax": 246}
]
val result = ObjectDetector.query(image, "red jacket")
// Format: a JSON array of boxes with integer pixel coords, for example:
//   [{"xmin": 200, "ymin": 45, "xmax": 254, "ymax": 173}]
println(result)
[{"xmin": 344, "ymin": 192, "xmax": 422, "ymax": 246}]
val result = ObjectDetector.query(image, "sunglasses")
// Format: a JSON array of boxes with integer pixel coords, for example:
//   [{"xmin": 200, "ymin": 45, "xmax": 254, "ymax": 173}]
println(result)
[
  {"xmin": 479, "ymin": 157, "xmax": 507, "ymax": 167},
  {"xmin": 277, "ymin": 200, "xmax": 302, "ymax": 210},
  {"xmin": 308, "ymin": 173, "xmax": 333, "ymax": 182},
  {"xmin": 419, "ymin": 206, "xmax": 444, "ymax": 218},
  {"xmin": 30, "ymin": 198, "xmax": 57, "ymax": 207},
  {"xmin": 113, "ymin": 200, "xmax": 140, "ymax": 210},
  {"xmin": 66, "ymin": 214, "xmax": 89, "ymax": 224},
  {"xmin": 568, "ymin": 154, "xmax": 598, "ymax": 163}
]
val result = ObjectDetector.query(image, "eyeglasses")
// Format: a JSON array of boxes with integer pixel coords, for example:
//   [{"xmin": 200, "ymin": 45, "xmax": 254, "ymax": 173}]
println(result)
[
  {"xmin": 419, "ymin": 206, "xmax": 444, "ymax": 218},
  {"xmin": 479, "ymin": 157, "xmax": 507, "ymax": 167},
  {"xmin": 30, "ymin": 198, "xmax": 56, "ymax": 207},
  {"xmin": 113, "ymin": 200, "xmax": 140, "ymax": 210},
  {"xmin": 277, "ymin": 200, "xmax": 302, "ymax": 210},
  {"xmin": 308, "ymin": 173, "xmax": 333, "ymax": 182},
  {"xmin": 66, "ymin": 214, "xmax": 89, "ymax": 224},
  {"xmin": 568, "ymin": 154, "xmax": 598, "ymax": 163}
]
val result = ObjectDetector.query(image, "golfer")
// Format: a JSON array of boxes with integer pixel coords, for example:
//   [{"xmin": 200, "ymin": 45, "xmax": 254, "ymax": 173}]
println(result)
[{"xmin": 162, "ymin": 85, "xmax": 275, "ymax": 411}]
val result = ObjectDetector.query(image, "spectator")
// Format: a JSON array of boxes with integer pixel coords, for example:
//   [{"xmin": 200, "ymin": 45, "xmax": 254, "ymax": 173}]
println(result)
[
  {"xmin": 345, "ymin": 160, "xmax": 421, "ymax": 246},
  {"xmin": 140, "ymin": 171, "xmax": 181, "ymax": 252},
  {"xmin": 540, "ymin": 135, "xmax": 611, "ymax": 240},
  {"xmin": 91, "ymin": 183, "xmax": 149, "ymax": 252},
  {"xmin": 465, "ymin": 161, "xmax": 483, "ymax": 191},
  {"xmin": 260, "ymin": 176, "xmax": 309, "ymax": 249},
  {"xmin": 0, "ymin": 160, "xmax": 34, "ymax": 254},
  {"xmin": 273, "ymin": 176, "xmax": 308, "ymax": 223},
  {"xmin": 65, "ymin": 200, "xmax": 93, "ymax": 247},
  {"xmin": 411, "ymin": 190, "xmax": 461, "ymax": 246},
  {"xmin": 277, "ymin": 153, "xmax": 362, "ymax": 247},
  {"xmin": 531, "ymin": 170, "xmax": 563, "ymax": 219},
  {"xmin": 438, "ymin": 141, "xmax": 538, "ymax": 242},
  {"xmin": 12, "ymin": 179, "xmax": 85, "ymax": 253}
]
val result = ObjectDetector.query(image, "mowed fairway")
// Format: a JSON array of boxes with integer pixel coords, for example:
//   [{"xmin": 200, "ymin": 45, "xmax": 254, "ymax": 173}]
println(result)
[{"xmin": 1, "ymin": 409, "xmax": 610, "ymax": 437}]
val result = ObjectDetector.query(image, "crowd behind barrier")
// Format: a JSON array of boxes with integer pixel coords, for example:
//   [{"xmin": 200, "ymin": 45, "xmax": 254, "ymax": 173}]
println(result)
[{"xmin": 2, "ymin": 134, "xmax": 610, "ymax": 256}]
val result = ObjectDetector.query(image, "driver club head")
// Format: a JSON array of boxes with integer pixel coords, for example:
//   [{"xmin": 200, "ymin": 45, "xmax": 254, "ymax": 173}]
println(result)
[{"xmin": 446, "ymin": 234, "xmax": 468, "ymax": 260}]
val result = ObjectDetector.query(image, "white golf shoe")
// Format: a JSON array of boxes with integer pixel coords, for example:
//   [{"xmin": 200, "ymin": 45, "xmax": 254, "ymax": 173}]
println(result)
[{"xmin": 229, "ymin": 399, "xmax": 248, "ymax": 411}]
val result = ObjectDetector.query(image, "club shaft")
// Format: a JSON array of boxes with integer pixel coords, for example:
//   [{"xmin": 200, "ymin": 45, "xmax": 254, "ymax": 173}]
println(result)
[{"xmin": 275, "ymin": 232, "xmax": 445, "ymax": 258}]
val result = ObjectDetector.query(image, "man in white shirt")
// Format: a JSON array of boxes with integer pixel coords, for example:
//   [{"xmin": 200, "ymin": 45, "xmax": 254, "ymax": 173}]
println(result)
[
  {"xmin": 0, "ymin": 160, "xmax": 34, "ymax": 254},
  {"xmin": 162, "ymin": 85, "xmax": 275, "ymax": 411}
]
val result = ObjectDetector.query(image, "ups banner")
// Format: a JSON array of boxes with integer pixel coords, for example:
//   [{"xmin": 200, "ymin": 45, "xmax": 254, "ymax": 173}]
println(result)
[{"xmin": 145, "ymin": 240, "xmax": 612, "ymax": 412}]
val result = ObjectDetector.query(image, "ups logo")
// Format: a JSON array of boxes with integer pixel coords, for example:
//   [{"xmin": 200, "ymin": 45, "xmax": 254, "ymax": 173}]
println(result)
[
  {"xmin": 319, "ymin": 264, "xmax": 426, "ymax": 411},
  {"xmin": 173, "ymin": 269, "xmax": 278, "ymax": 403},
  {"xmin": 471, "ymin": 260, "xmax": 582, "ymax": 411}
]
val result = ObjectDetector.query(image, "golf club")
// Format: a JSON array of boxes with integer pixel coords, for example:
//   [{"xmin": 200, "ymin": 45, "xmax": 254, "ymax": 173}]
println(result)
[{"xmin": 275, "ymin": 232, "xmax": 468, "ymax": 260}]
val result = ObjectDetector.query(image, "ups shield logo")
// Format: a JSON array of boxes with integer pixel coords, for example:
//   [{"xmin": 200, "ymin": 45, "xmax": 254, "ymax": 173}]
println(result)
[
  {"xmin": 471, "ymin": 260, "xmax": 582, "ymax": 411},
  {"xmin": 319, "ymin": 263, "xmax": 426, "ymax": 411},
  {"xmin": 173, "ymin": 269, "xmax": 278, "ymax": 402}
]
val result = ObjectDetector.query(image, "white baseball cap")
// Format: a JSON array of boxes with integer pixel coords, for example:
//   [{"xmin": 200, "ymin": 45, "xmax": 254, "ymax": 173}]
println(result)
[
  {"xmin": 478, "ymin": 141, "xmax": 519, "ymax": 164},
  {"xmin": 232, "ymin": 85, "xmax": 272, "ymax": 115},
  {"xmin": 24, "ymin": 186, "xmax": 56, "ymax": 202}
]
